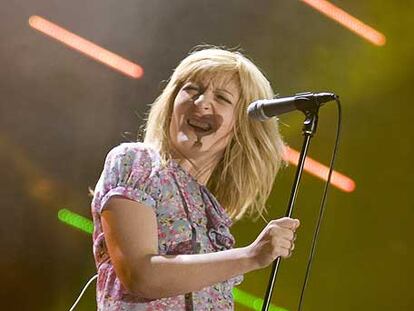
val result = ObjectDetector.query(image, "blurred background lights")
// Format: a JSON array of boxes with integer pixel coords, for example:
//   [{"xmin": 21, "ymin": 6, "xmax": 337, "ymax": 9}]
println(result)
[
  {"xmin": 58, "ymin": 208, "xmax": 94, "ymax": 234},
  {"xmin": 283, "ymin": 146, "xmax": 356, "ymax": 192},
  {"xmin": 300, "ymin": 0, "xmax": 386, "ymax": 46},
  {"xmin": 28, "ymin": 15, "xmax": 144, "ymax": 78},
  {"xmin": 233, "ymin": 287, "xmax": 288, "ymax": 311}
]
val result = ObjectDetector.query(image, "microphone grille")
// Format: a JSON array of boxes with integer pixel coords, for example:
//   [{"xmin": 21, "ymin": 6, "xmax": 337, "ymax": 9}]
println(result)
[{"xmin": 247, "ymin": 101, "xmax": 268, "ymax": 121}]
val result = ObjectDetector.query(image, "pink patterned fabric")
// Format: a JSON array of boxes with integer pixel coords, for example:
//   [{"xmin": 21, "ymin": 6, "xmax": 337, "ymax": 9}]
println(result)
[{"xmin": 91, "ymin": 142, "xmax": 242, "ymax": 310}]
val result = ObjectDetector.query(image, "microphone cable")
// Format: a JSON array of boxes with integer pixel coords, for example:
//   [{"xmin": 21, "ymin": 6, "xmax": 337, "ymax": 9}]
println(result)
[
  {"xmin": 68, "ymin": 273, "xmax": 98, "ymax": 311},
  {"xmin": 297, "ymin": 98, "xmax": 342, "ymax": 310}
]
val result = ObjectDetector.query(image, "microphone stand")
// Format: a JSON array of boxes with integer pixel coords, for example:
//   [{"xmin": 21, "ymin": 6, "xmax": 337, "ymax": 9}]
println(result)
[{"xmin": 261, "ymin": 105, "xmax": 320, "ymax": 311}]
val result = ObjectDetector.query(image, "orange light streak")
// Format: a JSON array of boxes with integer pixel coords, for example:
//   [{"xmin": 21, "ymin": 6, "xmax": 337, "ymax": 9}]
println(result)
[
  {"xmin": 283, "ymin": 146, "xmax": 356, "ymax": 192},
  {"xmin": 28, "ymin": 15, "xmax": 144, "ymax": 79},
  {"xmin": 300, "ymin": 0, "xmax": 386, "ymax": 46}
]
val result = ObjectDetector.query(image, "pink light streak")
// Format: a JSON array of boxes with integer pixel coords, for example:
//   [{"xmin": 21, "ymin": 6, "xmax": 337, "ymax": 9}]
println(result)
[
  {"xmin": 301, "ymin": 0, "xmax": 386, "ymax": 46},
  {"xmin": 284, "ymin": 146, "xmax": 356, "ymax": 192},
  {"xmin": 29, "ymin": 15, "xmax": 144, "ymax": 79}
]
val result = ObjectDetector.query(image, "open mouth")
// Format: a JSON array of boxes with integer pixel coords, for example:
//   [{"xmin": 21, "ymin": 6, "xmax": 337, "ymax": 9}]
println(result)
[{"xmin": 187, "ymin": 118, "xmax": 213, "ymax": 133}]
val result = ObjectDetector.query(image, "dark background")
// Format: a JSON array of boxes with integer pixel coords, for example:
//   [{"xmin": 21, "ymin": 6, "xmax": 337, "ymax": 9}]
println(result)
[{"xmin": 1, "ymin": 0, "xmax": 413, "ymax": 310}]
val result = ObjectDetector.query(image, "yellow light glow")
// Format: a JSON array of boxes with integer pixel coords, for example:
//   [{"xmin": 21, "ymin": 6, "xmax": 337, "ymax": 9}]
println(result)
[
  {"xmin": 28, "ymin": 15, "xmax": 144, "ymax": 78},
  {"xmin": 301, "ymin": 0, "xmax": 386, "ymax": 46}
]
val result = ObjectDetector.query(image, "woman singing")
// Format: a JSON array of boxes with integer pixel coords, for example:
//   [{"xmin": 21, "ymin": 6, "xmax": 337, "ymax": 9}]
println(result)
[{"xmin": 91, "ymin": 47, "xmax": 300, "ymax": 310}]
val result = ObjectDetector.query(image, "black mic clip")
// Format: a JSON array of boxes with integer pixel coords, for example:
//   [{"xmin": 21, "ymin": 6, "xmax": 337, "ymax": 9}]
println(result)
[
  {"xmin": 291, "ymin": 92, "xmax": 337, "ymax": 116},
  {"xmin": 293, "ymin": 92, "xmax": 323, "ymax": 136}
]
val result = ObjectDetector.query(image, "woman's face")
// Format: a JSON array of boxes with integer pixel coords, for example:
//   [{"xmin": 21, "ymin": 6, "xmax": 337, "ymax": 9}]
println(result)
[{"xmin": 169, "ymin": 73, "xmax": 240, "ymax": 162}]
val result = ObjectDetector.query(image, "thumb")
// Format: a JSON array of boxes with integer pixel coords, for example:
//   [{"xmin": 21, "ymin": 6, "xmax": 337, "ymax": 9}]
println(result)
[{"xmin": 276, "ymin": 217, "xmax": 300, "ymax": 230}]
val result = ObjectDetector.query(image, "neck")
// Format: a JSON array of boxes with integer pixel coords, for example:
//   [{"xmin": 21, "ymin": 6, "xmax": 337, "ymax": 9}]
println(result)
[{"xmin": 171, "ymin": 150, "xmax": 222, "ymax": 185}]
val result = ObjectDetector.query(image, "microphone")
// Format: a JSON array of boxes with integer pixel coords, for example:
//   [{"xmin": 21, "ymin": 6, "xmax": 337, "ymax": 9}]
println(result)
[{"xmin": 247, "ymin": 92, "xmax": 338, "ymax": 121}]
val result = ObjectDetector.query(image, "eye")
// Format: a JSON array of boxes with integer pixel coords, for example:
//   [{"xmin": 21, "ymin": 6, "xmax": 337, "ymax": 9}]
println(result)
[{"xmin": 217, "ymin": 94, "xmax": 232, "ymax": 105}]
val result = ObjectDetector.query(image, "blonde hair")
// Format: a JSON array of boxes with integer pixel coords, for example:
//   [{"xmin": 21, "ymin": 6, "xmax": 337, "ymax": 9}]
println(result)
[{"xmin": 144, "ymin": 47, "xmax": 285, "ymax": 220}]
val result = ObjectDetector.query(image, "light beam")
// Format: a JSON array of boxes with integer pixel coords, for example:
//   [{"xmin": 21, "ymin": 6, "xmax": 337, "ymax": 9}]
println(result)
[
  {"xmin": 301, "ymin": 0, "xmax": 386, "ymax": 46},
  {"xmin": 29, "ymin": 15, "xmax": 144, "ymax": 78},
  {"xmin": 284, "ymin": 146, "xmax": 356, "ymax": 192}
]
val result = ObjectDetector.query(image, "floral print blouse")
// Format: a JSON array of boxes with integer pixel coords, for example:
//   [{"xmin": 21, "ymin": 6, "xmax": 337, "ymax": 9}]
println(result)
[{"xmin": 91, "ymin": 142, "xmax": 243, "ymax": 310}]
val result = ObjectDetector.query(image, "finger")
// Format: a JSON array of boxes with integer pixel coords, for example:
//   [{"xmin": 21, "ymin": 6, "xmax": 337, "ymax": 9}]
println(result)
[
  {"xmin": 278, "ymin": 240, "xmax": 296, "ymax": 259},
  {"xmin": 269, "ymin": 226, "xmax": 294, "ymax": 240},
  {"xmin": 280, "ymin": 247, "xmax": 292, "ymax": 258},
  {"xmin": 285, "ymin": 243, "xmax": 295, "ymax": 258},
  {"xmin": 269, "ymin": 217, "xmax": 293, "ymax": 227},
  {"xmin": 275, "ymin": 218, "xmax": 300, "ymax": 230},
  {"xmin": 269, "ymin": 217, "xmax": 293, "ymax": 224},
  {"xmin": 274, "ymin": 237, "xmax": 291, "ymax": 249}
]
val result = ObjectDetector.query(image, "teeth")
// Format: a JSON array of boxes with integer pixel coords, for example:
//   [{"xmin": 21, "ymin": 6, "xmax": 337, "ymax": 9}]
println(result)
[{"xmin": 188, "ymin": 119, "xmax": 211, "ymax": 131}]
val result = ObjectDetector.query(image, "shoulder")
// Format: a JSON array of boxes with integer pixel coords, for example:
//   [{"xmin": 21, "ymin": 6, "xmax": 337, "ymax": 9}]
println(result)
[
  {"xmin": 105, "ymin": 142, "xmax": 161, "ymax": 170},
  {"xmin": 107, "ymin": 142, "xmax": 159, "ymax": 161},
  {"xmin": 94, "ymin": 142, "xmax": 163, "ymax": 211},
  {"xmin": 101, "ymin": 142, "xmax": 164, "ymax": 187}
]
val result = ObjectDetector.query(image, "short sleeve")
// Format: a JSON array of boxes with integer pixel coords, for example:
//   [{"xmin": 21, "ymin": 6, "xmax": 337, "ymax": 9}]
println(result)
[{"xmin": 94, "ymin": 142, "xmax": 161, "ymax": 214}]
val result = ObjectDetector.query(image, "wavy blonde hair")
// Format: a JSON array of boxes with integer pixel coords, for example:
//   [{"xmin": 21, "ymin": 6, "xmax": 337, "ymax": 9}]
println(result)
[{"xmin": 144, "ymin": 47, "xmax": 285, "ymax": 220}]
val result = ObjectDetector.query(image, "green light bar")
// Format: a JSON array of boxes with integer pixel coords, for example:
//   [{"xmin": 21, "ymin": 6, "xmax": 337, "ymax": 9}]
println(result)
[
  {"xmin": 58, "ymin": 208, "xmax": 93, "ymax": 234},
  {"xmin": 58, "ymin": 209, "xmax": 288, "ymax": 311},
  {"xmin": 233, "ymin": 287, "xmax": 288, "ymax": 311}
]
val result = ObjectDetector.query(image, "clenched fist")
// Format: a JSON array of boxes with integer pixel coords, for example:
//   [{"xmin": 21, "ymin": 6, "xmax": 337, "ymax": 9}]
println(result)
[{"xmin": 247, "ymin": 217, "xmax": 300, "ymax": 269}]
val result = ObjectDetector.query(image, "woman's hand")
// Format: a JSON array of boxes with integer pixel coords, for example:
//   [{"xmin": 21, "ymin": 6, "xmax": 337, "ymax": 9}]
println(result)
[{"xmin": 247, "ymin": 217, "xmax": 300, "ymax": 269}]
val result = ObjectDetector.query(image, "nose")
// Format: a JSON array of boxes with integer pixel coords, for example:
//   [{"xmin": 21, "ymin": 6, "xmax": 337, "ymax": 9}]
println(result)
[{"xmin": 193, "ymin": 93, "xmax": 213, "ymax": 111}]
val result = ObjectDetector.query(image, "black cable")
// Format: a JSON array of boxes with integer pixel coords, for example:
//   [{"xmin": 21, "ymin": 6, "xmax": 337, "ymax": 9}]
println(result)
[{"xmin": 297, "ymin": 98, "xmax": 342, "ymax": 311}]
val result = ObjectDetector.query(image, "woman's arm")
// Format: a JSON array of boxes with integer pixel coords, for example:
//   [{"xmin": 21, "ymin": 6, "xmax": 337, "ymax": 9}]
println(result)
[{"xmin": 101, "ymin": 196, "xmax": 299, "ymax": 299}]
